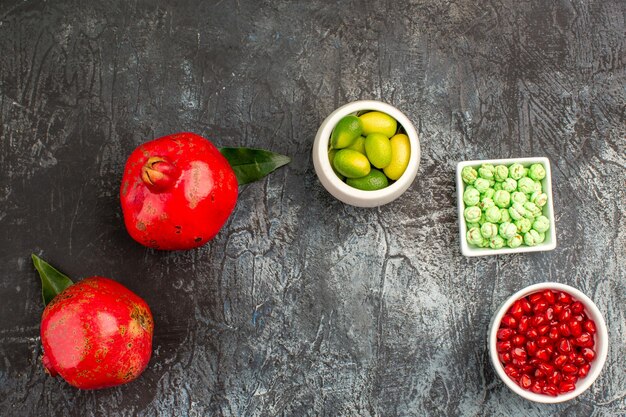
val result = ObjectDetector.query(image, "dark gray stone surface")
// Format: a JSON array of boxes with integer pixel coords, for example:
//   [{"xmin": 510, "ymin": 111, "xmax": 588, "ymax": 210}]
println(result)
[{"xmin": 0, "ymin": 0, "xmax": 624, "ymax": 416}]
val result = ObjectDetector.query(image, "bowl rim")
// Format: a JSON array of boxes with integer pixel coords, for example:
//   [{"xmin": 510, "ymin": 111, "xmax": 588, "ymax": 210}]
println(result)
[
  {"xmin": 488, "ymin": 282, "xmax": 609, "ymax": 403},
  {"xmin": 456, "ymin": 156, "xmax": 557, "ymax": 256},
  {"xmin": 313, "ymin": 100, "xmax": 421, "ymax": 207}
]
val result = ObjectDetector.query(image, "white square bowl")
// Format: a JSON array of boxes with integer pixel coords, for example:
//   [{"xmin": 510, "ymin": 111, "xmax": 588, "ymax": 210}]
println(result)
[{"xmin": 456, "ymin": 157, "xmax": 557, "ymax": 257}]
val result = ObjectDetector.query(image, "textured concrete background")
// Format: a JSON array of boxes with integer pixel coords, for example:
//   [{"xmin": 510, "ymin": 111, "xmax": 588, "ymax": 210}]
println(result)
[{"xmin": 0, "ymin": 0, "xmax": 624, "ymax": 416}]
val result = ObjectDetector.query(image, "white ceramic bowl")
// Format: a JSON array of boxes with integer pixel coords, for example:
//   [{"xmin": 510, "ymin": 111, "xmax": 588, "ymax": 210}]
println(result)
[
  {"xmin": 456, "ymin": 157, "xmax": 557, "ymax": 257},
  {"xmin": 313, "ymin": 100, "xmax": 421, "ymax": 207},
  {"xmin": 489, "ymin": 282, "xmax": 609, "ymax": 403}
]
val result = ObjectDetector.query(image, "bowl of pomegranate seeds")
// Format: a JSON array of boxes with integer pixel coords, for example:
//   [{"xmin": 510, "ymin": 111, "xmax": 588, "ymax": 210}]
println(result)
[{"xmin": 489, "ymin": 282, "xmax": 608, "ymax": 403}]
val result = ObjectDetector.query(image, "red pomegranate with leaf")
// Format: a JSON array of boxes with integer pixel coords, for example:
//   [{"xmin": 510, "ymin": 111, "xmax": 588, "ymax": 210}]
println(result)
[
  {"xmin": 120, "ymin": 132, "xmax": 289, "ymax": 250},
  {"xmin": 34, "ymin": 255, "xmax": 153, "ymax": 389}
]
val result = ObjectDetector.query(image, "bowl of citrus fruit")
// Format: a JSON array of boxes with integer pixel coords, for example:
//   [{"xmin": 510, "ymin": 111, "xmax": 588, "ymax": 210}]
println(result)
[{"xmin": 313, "ymin": 100, "xmax": 420, "ymax": 207}]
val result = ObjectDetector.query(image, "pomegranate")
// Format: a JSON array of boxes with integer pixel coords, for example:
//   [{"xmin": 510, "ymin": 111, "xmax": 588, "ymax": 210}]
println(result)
[
  {"xmin": 496, "ymin": 289, "xmax": 597, "ymax": 396},
  {"xmin": 34, "ymin": 255, "xmax": 154, "ymax": 390},
  {"xmin": 120, "ymin": 132, "xmax": 238, "ymax": 250}
]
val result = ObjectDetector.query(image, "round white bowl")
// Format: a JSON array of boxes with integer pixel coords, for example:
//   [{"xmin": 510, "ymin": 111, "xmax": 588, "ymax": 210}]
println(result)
[
  {"xmin": 489, "ymin": 282, "xmax": 608, "ymax": 403},
  {"xmin": 312, "ymin": 100, "xmax": 421, "ymax": 207}
]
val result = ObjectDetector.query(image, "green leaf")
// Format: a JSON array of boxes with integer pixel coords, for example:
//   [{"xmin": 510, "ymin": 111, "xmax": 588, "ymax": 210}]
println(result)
[
  {"xmin": 219, "ymin": 147, "xmax": 291, "ymax": 185},
  {"xmin": 32, "ymin": 254, "xmax": 73, "ymax": 306}
]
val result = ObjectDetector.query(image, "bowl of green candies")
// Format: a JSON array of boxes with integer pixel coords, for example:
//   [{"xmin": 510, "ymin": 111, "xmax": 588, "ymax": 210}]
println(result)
[
  {"xmin": 456, "ymin": 157, "xmax": 557, "ymax": 257},
  {"xmin": 313, "ymin": 100, "xmax": 421, "ymax": 207}
]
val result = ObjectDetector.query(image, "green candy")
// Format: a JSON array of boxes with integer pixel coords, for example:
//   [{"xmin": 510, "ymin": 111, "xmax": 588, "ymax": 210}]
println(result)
[
  {"xmin": 524, "ymin": 202, "xmax": 542, "ymax": 218},
  {"xmin": 461, "ymin": 166, "xmax": 478, "ymax": 184},
  {"xmin": 485, "ymin": 206, "xmax": 502, "ymax": 223},
  {"xmin": 489, "ymin": 180, "xmax": 496, "ymax": 187},
  {"xmin": 478, "ymin": 164, "xmax": 495, "ymax": 180},
  {"xmin": 518, "ymin": 177, "xmax": 536, "ymax": 194},
  {"xmin": 480, "ymin": 197, "xmax": 495, "ymax": 211},
  {"xmin": 536, "ymin": 232, "xmax": 546, "ymax": 244},
  {"xmin": 509, "ymin": 202, "xmax": 526, "ymax": 220},
  {"xmin": 533, "ymin": 181, "xmax": 543, "ymax": 194},
  {"xmin": 482, "ymin": 188, "xmax": 495, "ymax": 199},
  {"xmin": 494, "ymin": 165, "xmax": 509, "ymax": 182},
  {"xmin": 515, "ymin": 218, "xmax": 531, "ymax": 233},
  {"xmin": 511, "ymin": 191, "xmax": 528, "ymax": 205},
  {"xmin": 499, "ymin": 222, "xmax": 518, "ymax": 240},
  {"xmin": 533, "ymin": 215, "xmax": 550, "ymax": 233},
  {"xmin": 493, "ymin": 182, "xmax": 502, "ymax": 191},
  {"xmin": 502, "ymin": 178, "xmax": 517, "ymax": 193},
  {"xmin": 531, "ymin": 191, "xmax": 548, "ymax": 207},
  {"xmin": 493, "ymin": 190, "xmax": 511, "ymax": 208},
  {"xmin": 500, "ymin": 209, "xmax": 511, "ymax": 223},
  {"xmin": 466, "ymin": 222, "xmax": 479, "ymax": 230},
  {"xmin": 509, "ymin": 163, "xmax": 526, "ymax": 180},
  {"xmin": 480, "ymin": 222, "xmax": 498, "ymax": 239},
  {"xmin": 528, "ymin": 163, "xmax": 546, "ymax": 181},
  {"xmin": 478, "ymin": 213, "xmax": 487, "ymax": 225},
  {"xmin": 507, "ymin": 234, "xmax": 523, "ymax": 248},
  {"xmin": 524, "ymin": 230, "xmax": 542, "ymax": 246},
  {"xmin": 463, "ymin": 187, "xmax": 480, "ymax": 206},
  {"xmin": 489, "ymin": 235, "xmax": 505, "ymax": 249},
  {"xmin": 474, "ymin": 178, "xmax": 490, "ymax": 193},
  {"xmin": 466, "ymin": 227, "xmax": 485, "ymax": 246},
  {"xmin": 464, "ymin": 206, "xmax": 482, "ymax": 223}
]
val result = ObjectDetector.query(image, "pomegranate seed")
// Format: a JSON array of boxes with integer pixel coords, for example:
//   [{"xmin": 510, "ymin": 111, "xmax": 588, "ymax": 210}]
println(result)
[
  {"xmin": 517, "ymin": 316, "xmax": 529, "ymax": 333},
  {"xmin": 532, "ymin": 315, "xmax": 546, "ymax": 327},
  {"xmin": 543, "ymin": 290, "xmax": 555, "ymax": 304},
  {"xmin": 512, "ymin": 347, "xmax": 527, "ymax": 360},
  {"xmin": 497, "ymin": 328, "xmax": 514, "ymax": 340},
  {"xmin": 537, "ymin": 336, "xmax": 550, "ymax": 347},
  {"xmin": 545, "ymin": 307, "xmax": 554, "ymax": 321},
  {"xmin": 547, "ymin": 370, "xmax": 562, "ymax": 386},
  {"xmin": 545, "ymin": 345, "xmax": 555, "ymax": 357},
  {"xmin": 505, "ymin": 365, "xmax": 520, "ymax": 379},
  {"xmin": 558, "ymin": 382, "xmax": 576, "ymax": 393},
  {"xmin": 497, "ymin": 341, "xmax": 512, "ymax": 352},
  {"xmin": 581, "ymin": 348, "xmax": 596, "ymax": 362},
  {"xmin": 543, "ymin": 384, "xmax": 558, "ymax": 396},
  {"xmin": 559, "ymin": 308, "xmax": 571, "ymax": 322},
  {"xmin": 572, "ymin": 355, "xmax": 586, "ymax": 366},
  {"xmin": 533, "ymin": 301, "xmax": 548, "ymax": 314},
  {"xmin": 512, "ymin": 335, "xmax": 526, "ymax": 347},
  {"xmin": 554, "ymin": 355, "xmax": 569, "ymax": 368},
  {"xmin": 573, "ymin": 314, "xmax": 585, "ymax": 322},
  {"xmin": 535, "ymin": 349, "xmax": 550, "ymax": 361},
  {"xmin": 562, "ymin": 364, "xmax": 578, "ymax": 374},
  {"xmin": 558, "ymin": 291, "xmax": 572, "ymax": 304},
  {"xmin": 531, "ymin": 381, "xmax": 543, "ymax": 393},
  {"xmin": 526, "ymin": 341, "xmax": 538, "ymax": 357},
  {"xmin": 558, "ymin": 323, "xmax": 571, "ymax": 337},
  {"xmin": 501, "ymin": 315, "xmax": 517, "ymax": 328},
  {"xmin": 578, "ymin": 363, "xmax": 591, "ymax": 378},
  {"xmin": 534, "ymin": 368, "xmax": 545, "ymax": 379},
  {"xmin": 499, "ymin": 352, "xmax": 512, "ymax": 364},
  {"xmin": 512, "ymin": 358, "xmax": 528, "ymax": 367},
  {"xmin": 510, "ymin": 301, "xmax": 524, "ymax": 319},
  {"xmin": 569, "ymin": 320, "xmax": 583, "ymax": 337},
  {"xmin": 526, "ymin": 328, "xmax": 539, "ymax": 340},
  {"xmin": 519, "ymin": 374, "xmax": 532, "ymax": 389},
  {"xmin": 548, "ymin": 327, "xmax": 560, "ymax": 339},
  {"xmin": 529, "ymin": 293, "xmax": 544, "ymax": 304},
  {"xmin": 584, "ymin": 320, "xmax": 597, "ymax": 334},
  {"xmin": 538, "ymin": 362, "xmax": 554, "ymax": 374},
  {"xmin": 562, "ymin": 374, "xmax": 578, "ymax": 384},
  {"xmin": 529, "ymin": 358, "xmax": 542, "ymax": 367},
  {"xmin": 574, "ymin": 333, "xmax": 593, "ymax": 347},
  {"xmin": 520, "ymin": 298, "xmax": 532, "ymax": 313},
  {"xmin": 571, "ymin": 301, "xmax": 584, "ymax": 314},
  {"xmin": 538, "ymin": 325, "xmax": 550, "ymax": 336},
  {"xmin": 521, "ymin": 364, "xmax": 535, "ymax": 374},
  {"xmin": 553, "ymin": 304, "xmax": 564, "ymax": 315},
  {"xmin": 558, "ymin": 339, "xmax": 572, "ymax": 354}
]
